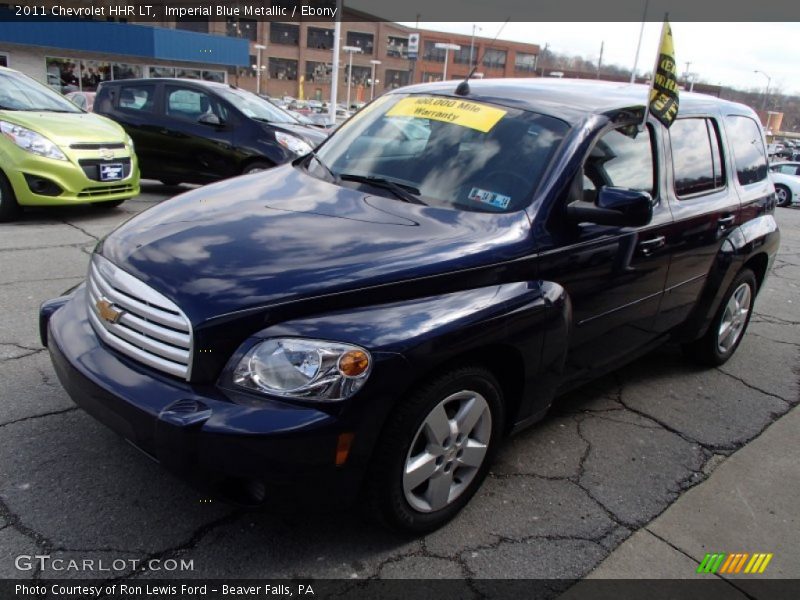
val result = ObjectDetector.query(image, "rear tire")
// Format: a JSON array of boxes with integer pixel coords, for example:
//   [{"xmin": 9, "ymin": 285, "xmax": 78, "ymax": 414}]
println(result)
[
  {"xmin": 775, "ymin": 184, "xmax": 791, "ymax": 207},
  {"xmin": 159, "ymin": 179, "xmax": 182, "ymax": 187},
  {"xmin": 364, "ymin": 365, "xmax": 504, "ymax": 533},
  {"xmin": 682, "ymin": 269, "xmax": 757, "ymax": 366},
  {"xmin": 0, "ymin": 170, "xmax": 21, "ymax": 222}
]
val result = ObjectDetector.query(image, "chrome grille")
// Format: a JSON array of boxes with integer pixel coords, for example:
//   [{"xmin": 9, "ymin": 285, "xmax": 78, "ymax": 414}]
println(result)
[{"xmin": 86, "ymin": 255, "xmax": 193, "ymax": 379}]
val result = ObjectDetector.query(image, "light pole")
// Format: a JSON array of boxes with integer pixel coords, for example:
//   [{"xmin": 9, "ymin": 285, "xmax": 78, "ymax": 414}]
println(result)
[
  {"xmin": 469, "ymin": 25, "xmax": 482, "ymax": 68},
  {"xmin": 754, "ymin": 69, "xmax": 771, "ymax": 112},
  {"xmin": 435, "ymin": 43, "xmax": 460, "ymax": 81},
  {"xmin": 343, "ymin": 45, "xmax": 362, "ymax": 110},
  {"xmin": 369, "ymin": 59, "xmax": 381, "ymax": 101},
  {"xmin": 254, "ymin": 43, "xmax": 266, "ymax": 96}
]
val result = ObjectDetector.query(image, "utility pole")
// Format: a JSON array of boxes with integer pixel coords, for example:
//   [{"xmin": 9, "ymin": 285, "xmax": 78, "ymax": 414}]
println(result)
[
  {"xmin": 596, "ymin": 41, "xmax": 604, "ymax": 79},
  {"xmin": 539, "ymin": 42, "xmax": 549, "ymax": 77},
  {"xmin": 683, "ymin": 61, "xmax": 692, "ymax": 85},
  {"xmin": 469, "ymin": 24, "xmax": 481, "ymax": 68},
  {"xmin": 328, "ymin": 0, "xmax": 342, "ymax": 126}
]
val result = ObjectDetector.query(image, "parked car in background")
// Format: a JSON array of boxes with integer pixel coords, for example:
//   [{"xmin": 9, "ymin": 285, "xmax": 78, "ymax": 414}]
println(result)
[
  {"xmin": 769, "ymin": 161, "xmax": 800, "ymax": 206},
  {"xmin": 41, "ymin": 80, "xmax": 778, "ymax": 533},
  {"xmin": 95, "ymin": 79, "xmax": 327, "ymax": 185},
  {"xmin": 65, "ymin": 91, "xmax": 96, "ymax": 112},
  {"xmin": 0, "ymin": 66, "xmax": 138, "ymax": 221}
]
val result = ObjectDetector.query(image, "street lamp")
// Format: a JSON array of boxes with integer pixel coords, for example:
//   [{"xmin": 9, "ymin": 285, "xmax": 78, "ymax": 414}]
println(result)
[
  {"xmin": 254, "ymin": 43, "xmax": 266, "ymax": 96},
  {"xmin": 369, "ymin": 59, "xmax": 381, "ymax": 101},
  {"xmin": 343, "ymin": 45, "xmax": 362, "ymax": 111},
  {"xmin": 435, "ymin": 43, "xmax": 460, "ymax": 81},
  {"xmin": 469, "ymin": 25, "xmax": 482, "ymax": 68},
  {"xmin": 754, "ymin": 69, "xmax": 771, "ymax": 112}
]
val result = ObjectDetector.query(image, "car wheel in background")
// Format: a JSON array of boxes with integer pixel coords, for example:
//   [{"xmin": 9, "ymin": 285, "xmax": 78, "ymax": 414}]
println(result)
[
  {"xmin": 365, "ymin": 365, "xmax": 504, "ymax": 533},
  {"xmin": 160, "ymin": 179, "xmax": 182, "ymax": 187},
  {"xmin": 682, "ymin": 268, "xmax": 757, "ymax": 366},
  {"xmin": 775, "ymin": 184, "xmax": 791, "ymax": 207},
  {"xmin": 242, "ymin": 161, "xmax": 272, "ymax": 175},
  {"xmin": 91, "ymin": 199, "xmax": 125, "ymax": 209},
  {"xmin": 0, "ymin": 170, "xmax": 21, "ymax": 222}
]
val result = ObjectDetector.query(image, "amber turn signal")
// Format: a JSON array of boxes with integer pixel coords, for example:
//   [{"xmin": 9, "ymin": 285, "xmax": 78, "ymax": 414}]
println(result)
[
  {"xmin": 335, "ymin": 432, "xmax": 355, "ymax": 466},
  {"xmin": 338, "ymin": 350, "xmax": 370, "ymax": 377}
]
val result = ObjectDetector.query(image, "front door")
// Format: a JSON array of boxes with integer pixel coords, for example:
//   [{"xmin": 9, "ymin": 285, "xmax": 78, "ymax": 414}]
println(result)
[{"xmin": 538, "ymin": 122, "xmax": 673, "ymax": 385}]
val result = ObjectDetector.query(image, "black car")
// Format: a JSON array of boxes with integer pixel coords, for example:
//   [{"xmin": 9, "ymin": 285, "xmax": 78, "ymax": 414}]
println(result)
[
  {"xmin": 41, "ymin": 79, "xmax": 779, "ymax": 533},
  {"xmin": 94, "ymin": 78, "xmax": 328, "ymax": 185}
]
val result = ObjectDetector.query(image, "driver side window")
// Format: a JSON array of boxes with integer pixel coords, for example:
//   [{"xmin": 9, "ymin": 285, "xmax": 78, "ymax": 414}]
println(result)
[{"xmin": 583, "ymin": 125, "xmax": 655, "ymax": 204}]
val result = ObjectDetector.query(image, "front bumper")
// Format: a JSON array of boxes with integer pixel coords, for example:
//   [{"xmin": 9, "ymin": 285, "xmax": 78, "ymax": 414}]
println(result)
[
  {"xmin": 43, "ymin": 288, "xmax": 369, "ymax": 506},
  {"xmin": 1, "ymin": 142, "xmax": 140, "ymax": 206}
]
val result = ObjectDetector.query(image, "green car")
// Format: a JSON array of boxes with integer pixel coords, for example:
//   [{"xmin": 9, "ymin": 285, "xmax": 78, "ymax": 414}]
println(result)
[{"xmin": 0, "ymin": 66, "xmax": 140, "ymax": 221}]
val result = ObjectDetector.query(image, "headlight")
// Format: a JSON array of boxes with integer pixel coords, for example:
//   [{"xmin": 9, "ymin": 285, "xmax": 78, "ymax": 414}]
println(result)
[
  {"xmin": 0, "ymin": 120, "xmax": 67, "ymax": 160},
  {"xmin": 275, "ymin": 131, "xmax": 312, "ymax": 156},
  {"xmin": 125, "ymin": 134, "xmax": 135, "ymax": 151},
  {"xmin": 233, "ymin": 338, "xmax": 371, "ymax": 401}
]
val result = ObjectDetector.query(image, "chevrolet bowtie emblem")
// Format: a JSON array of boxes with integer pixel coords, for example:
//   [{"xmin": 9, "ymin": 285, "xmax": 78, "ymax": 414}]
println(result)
[
  {"xmin": 99, "ymin": 148, "xmax": 114, "ymax": 160},
  {"xmin": 96, "ymin": 299, "xmax": 123, "ymax": 324}
]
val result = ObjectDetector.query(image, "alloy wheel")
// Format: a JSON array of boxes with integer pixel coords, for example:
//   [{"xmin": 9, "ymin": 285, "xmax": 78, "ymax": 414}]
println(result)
[
  {"xmin": 717, "ymin": 282, "xmax": 752, "ymax": 354},
  {"xmin": 403, "ymin": 390, "xmax": 492, "ymax": 513}
]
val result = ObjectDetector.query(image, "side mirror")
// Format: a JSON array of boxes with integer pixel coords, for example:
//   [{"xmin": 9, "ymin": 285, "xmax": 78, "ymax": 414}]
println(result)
[
  {"xmin": 567, "ymin": 186, "xmax": 653, "ymax": 227},
  {"xmin": 198, "ymin": 113, "xmax": 222, "ymax": 126}
]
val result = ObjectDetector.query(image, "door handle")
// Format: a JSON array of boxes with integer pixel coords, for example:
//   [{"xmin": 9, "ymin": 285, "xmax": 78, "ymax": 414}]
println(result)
[
  {"xmin": 718, "ymin": 215, "xmax": 736, "ymax": 228},
  {"xmin": 638, "ymin": 236, "xmax": 666, "ymax": 255}
]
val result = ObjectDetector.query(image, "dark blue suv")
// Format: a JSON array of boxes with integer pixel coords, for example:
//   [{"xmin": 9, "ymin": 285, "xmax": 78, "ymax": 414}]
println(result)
[{"xmin": 41, "ymin": 79, "xmax": 779, "ymax": 532}]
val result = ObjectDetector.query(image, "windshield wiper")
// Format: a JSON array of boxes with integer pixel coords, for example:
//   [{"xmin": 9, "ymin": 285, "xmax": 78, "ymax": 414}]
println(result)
[
  {"xmin": 338, "ymin": 173, "xmax": 426, "ymax": 205},
  {"xmin": 306, "ymin": 151, "xmax": 339, "ymax": 183}
]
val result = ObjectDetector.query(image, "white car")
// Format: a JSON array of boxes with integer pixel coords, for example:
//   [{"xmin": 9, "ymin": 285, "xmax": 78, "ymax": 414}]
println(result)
[{"xmin": 769, "ymin": 161, "xmax": 800, "ymax": 207}]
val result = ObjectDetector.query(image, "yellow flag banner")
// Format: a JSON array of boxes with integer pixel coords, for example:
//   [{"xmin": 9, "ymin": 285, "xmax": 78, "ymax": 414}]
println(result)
[{"xmin": 649, "ymin": 20, "xmax": 679, "ymax": 128}]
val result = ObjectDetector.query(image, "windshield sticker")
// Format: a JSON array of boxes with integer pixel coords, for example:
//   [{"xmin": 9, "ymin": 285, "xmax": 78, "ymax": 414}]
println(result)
[
  {"xmin": 386, "ymin": 97, "xmax": 507, "ymax": 133},
  {"xmin": 469, "ymin": 187, "xmax": 511, "ymax": 209}
]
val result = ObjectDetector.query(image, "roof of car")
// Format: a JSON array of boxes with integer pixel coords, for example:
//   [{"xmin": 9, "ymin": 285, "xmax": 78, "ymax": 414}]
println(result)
[
  {"xmin": 101, "ymin": 77, "xmax": 231, "ymax": 90},
  {"xmin": 396, "ymin": 78, "xmax": 755, "ymax": 125}
]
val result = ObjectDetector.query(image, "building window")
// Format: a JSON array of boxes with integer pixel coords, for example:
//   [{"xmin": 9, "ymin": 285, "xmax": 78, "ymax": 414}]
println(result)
[
  {"xmin": 149, "ymin": 66, "xmax": 177, "ymax": 78},
  {"xmin": 225, "ymin": 18, "xmax": 257, "ymax": 42},
  {"xmin": 175, "ymin": 17, "xmax": 209, "ymax": 34},
  {"xmin": 384, "ymin": 69, "xmax": 410, "ymax": 89},
  {"xmin": 305, "ymin": 61, "xmax": 332, "ymax": 84},
  {"xmin": 45, "ymin": 57, "xmax": 80, "ymax": 92},
  {"xmin": 346, "ymin": 31, "xmax": 374, "ymax": 55},
  {"xmin": 307, "ymin": 27, "xmax": 334, "ymax": 50},
  {"xmin": 483, "ymin": 48, "xmax": 507, "ymax": 69},
  {"xmin": 514, "ymin": 52, "xmax": 538, "ymax": 73},
  {"xmin": 175, "ymin": 68, "xmax": 202, "ymax": 80},
  {"xmin": 423, "ymin": 41, "xmax": 447, "ymax": 62},
  {"xmin": 112, "ymin": 63, "xmax": 143, "ymax": 81},
  {"xmin": 270, "ymin": 22, "xmax": 299, "ymax": 46},
  {"xmin": 79, "ymin": 60, "xmax": 111, "ymax": 91},
  {"xmin": 422, "ymin": 72, "xmax": 443, "ymax": 83},
  {"xmin": 386, "ymin": 36, "xmax": 408, "ymax": 58},
  {"xmin": 453, "ymin": 46, "xmax": 477, "ymax": 65},
  {"xmin": 202, "ymin": 70, "xmax": 226, "ymax": 83},
  {"xmin": 346, "ymin": 65, "xmax": 371, "ymax": 86},
  {"xmin": 269, "ymin": 58, "xmax": 298, "ymax": 81}
]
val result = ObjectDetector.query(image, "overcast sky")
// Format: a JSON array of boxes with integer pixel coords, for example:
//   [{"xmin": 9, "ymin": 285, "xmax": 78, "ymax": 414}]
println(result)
[{"xmin": 406, "ymin": 22, "xmax": 800, "ymax": 95}]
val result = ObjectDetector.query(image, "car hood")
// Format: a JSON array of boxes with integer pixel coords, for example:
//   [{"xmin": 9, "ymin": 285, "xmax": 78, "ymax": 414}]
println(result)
[
  {"xmin": 99, "ymin": 165, "xmax": 532, "ymax": 325},
  {"xmin": 0, "ymin": 110, "xmax": 125, "ymax": 146}
]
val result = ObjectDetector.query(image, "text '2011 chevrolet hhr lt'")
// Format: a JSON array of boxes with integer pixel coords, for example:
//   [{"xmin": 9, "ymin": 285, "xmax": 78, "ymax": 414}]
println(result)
[{"xmin": 41, "ymin": 79, "xmax": 779, "ymax": 532}]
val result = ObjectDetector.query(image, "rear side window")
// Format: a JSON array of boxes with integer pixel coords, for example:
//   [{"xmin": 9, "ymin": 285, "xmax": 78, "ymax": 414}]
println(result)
[
  {"xmin": 773, "ymin": 164, "xmax": 800, "ymax": 176},
  {"xmin": 118, "ymin": 84, "xmax": 155, "ymax": 113},
  {"xmin": 670, "ymin": 118, "xmax": 725, "ymax": 197},
  {"xmin": 725, "ymin": 115, "xmax": 768, "ymax": 185}
]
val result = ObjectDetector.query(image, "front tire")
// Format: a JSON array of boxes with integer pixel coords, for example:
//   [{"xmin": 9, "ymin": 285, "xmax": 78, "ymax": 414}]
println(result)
[
  {"xmin": 682, "ymin": 269, "xmax": 757, "ymax": 366},
  {"xmin": 0, "ymin": 170, "xmax": 21, "ymax": 222},
  {"xmin": 775, "ymin": 184, "xmax": 791, "ymax": 207},
  {"xmin": 365, "ymin": 366, "xmax": 504, "ymax": 533}
]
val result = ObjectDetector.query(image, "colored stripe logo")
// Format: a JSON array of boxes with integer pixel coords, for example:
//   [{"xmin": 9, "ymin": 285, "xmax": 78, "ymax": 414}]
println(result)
[{"xmin": 697, "ymin": 552, "xmax": 773, "ymax": 574}]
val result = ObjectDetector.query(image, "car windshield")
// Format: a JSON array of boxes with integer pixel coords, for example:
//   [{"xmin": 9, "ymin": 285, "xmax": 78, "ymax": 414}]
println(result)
[
  {"xmin": 215, "ymin": 87, "xmax": 298, "ymax": 124},
  {"xmin": 308, "ymin": 94, "xmax": 569, "ymax": 212},
  {"xmin": 0, "ymin": 70, "xmax": 82, "ymax": 112}
]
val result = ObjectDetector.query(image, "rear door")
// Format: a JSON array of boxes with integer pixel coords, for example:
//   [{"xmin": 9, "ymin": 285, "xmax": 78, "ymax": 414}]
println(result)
[{"xmin": 655, "ymin": 115, "xmax": 742, "ymax": 332}]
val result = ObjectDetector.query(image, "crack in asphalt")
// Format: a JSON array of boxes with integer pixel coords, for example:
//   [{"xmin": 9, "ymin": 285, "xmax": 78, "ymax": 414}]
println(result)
[
  {"xmin": 747, "ymin": 331, "xmax": 800, "ymax": 347},
  {"xmin": 0, "ymin": 275, "xmax": 83, "ymax": 287},
  {"xmin": 61, "ymin": 220, "xmax": 101, "ymax": 242},
  {"xmin": 0, "ymin": 407, "xmax": 79, "ymax": 430},
  {"xmin": 715, "ymin": 367, "xmax": 794, "ymax": 405},
  {"xmin": 0, "ymin": 348, "xmax": 46, "ymax": 362}
]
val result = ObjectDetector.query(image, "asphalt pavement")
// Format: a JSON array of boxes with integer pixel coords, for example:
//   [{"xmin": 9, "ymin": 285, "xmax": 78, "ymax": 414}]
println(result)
[{"xmin": 0, "ymin": 183, "xmax": 797, "ymax": 585}]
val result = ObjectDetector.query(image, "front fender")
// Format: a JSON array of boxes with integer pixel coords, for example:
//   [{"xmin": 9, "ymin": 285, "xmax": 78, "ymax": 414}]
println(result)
[{"xmin": 226, "ymin": 281, "xmax": 570, "ymax": 435}]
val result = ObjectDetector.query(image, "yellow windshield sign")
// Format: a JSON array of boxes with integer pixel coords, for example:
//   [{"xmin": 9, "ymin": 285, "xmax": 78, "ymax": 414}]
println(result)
[{"xmin": 386, "ymin": 96, "xmax": 507, "ymax": 133}]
